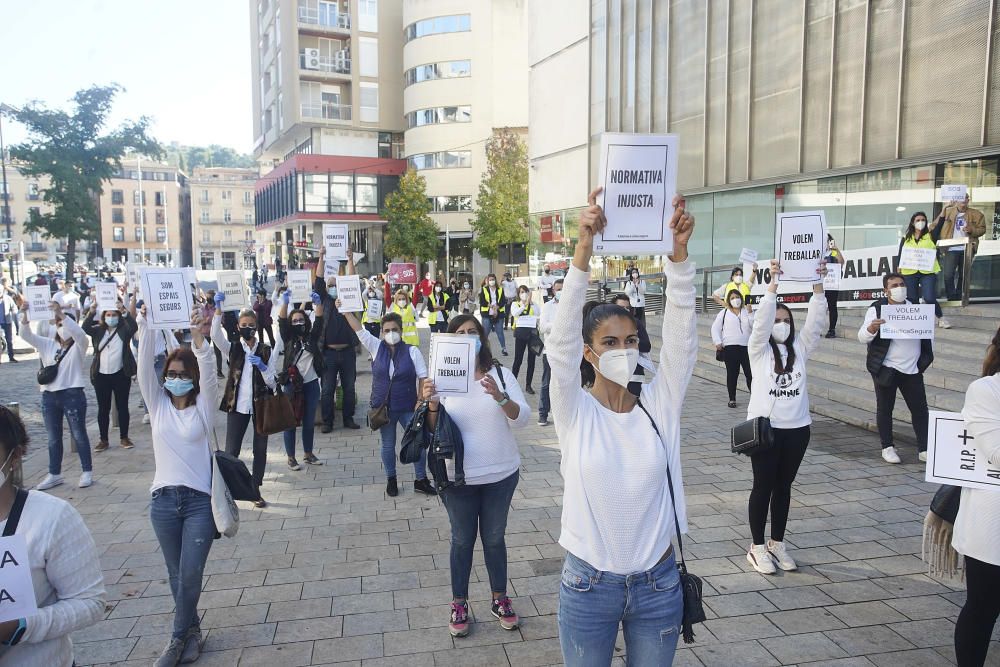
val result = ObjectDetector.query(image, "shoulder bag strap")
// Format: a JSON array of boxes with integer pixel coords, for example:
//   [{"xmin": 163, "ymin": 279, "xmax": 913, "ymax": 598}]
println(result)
[
  {"xmin": 2, "ymin": 488, "xmax": 29, "ymax": 537},
  {"xmin": 195, "ymin": 400, "xmax": 222, "ymax": 452},
  {"xmin": 95, "ymin": 328, "xmax": 118, "ymax": 357},
  {"xmin": 491, "ymin": 359, "xmax": 507, "ymax": 391},
  {"xmin": 635, "ymin": 399, "xmax": 686, "ymax": 566}
]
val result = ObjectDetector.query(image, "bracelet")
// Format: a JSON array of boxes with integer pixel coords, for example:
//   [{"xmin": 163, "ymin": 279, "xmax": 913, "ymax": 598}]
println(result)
[{"xmin": 427, "ymin": 407, "xmax": 439, "ymax": 413}]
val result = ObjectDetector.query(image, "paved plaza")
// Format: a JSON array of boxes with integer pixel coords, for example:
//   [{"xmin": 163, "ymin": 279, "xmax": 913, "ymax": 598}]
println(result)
[{"xmin": 4, "ymin": 325, "xmax": 998, "ymax": 667}]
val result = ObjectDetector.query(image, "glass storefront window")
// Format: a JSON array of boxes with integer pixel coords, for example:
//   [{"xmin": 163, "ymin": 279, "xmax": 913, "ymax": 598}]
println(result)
[
  {"xmin": 331, "ymin": 174, "xmax": 353, "ymax": 212},
  {"xmin": 843, "ymin": 166, "xmax": 935, "ymax": 250},
  {"xmin": 712, "ymin": 186, "xmax": 776, "ymax": 268},
  {"xmin": 356, "ymin": 176, "xmax": 378, "ymax": 213},
  {"xmin": 782, "ymin": 176, "xmax": 847, "ymax": 248},
  {"xmin": 684, "ymin": 193, "xmax": 714, "ymax": 269},
  {"xmin": 943, "ymin": 158, "xmax": 1000, "ymax": 240},
  {"xmin": 304, "ymin": 174, "xmax": 328, "ymax": 213}
]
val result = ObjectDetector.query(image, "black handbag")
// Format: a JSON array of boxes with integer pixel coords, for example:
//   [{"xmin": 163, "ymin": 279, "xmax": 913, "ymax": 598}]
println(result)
[
  {"xmin": 637, "ymin": 400, "xmax": 706, "ymax": 644},
  {"xmin": 528, "ymin": 331, "xmax": 544, "ymax": 357},
  {"xmin": 930, "ymin": 484, "xmax": 961, "ymax": 523},
  {"xmin": 213, "ymin": 449, "xmax": 259, "ymax": 502},
  {"xmin": 37, "ymin": 341, "xmax": 74, "ymax": 385},
  {"xmin": 368, "ymin": 371, "xmax": 393, "ymax": 432},
  {"xmin": 731, "ymin": 416, "xmax": 774, "ymax": 456}
]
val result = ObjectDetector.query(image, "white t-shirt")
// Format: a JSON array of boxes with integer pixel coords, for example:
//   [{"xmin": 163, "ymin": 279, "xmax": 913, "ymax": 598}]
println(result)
[
  {"xmin": 356, "ymin": 327, "xmax": 427, "ymax": 378},
  {"xmin": 20, "ymin": 315, "xmax": 89, "ymax": 392},
  {"xmin": 954, "ymin": 375, "xmax": 1000, "ymax": 566},
  {"xmin": 96, "ymin": 329, "xmax": 125, "ymax": 375},
  {"xmin": 711, "ymin": 309, "xmax": 753, "ymax": 347},
  {"xmin": 857, "ymin": 301, "xmax": 926, "ymax": 375}
]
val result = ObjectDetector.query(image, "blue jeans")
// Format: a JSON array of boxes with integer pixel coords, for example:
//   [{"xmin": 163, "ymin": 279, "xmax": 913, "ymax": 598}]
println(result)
[
  {"xmin": 283, "ymin": 379, "xmax": 319, "ymax": 457},
  {"xmin": 559, "ymin": 551, "xmax": 684, "ymax": 667},
  {"xmin": 481, "ymin": 315, "xmax": 507, "ymax": 352},
  {"xmin": 903, "ymin": 273, "xmax": 943, "ymax": 318},
  {"xmin": 439, "ymin": 470, "xmax": 519, "ymax": 599},
  {"xmin": 0, "ymin": 322, "xmax": 13, "ymax": 360},
  {"xmin": 539, "ymin": 355, "xmax": 551, "ymax": 420},
  {"xmin": 379, "ymin": 409, "xmax": 426, "ymax": 480},
  {"xmin": 150, "ymin": 486, "xmax": 216, "ymax": 640},
  {"xmin": 41, "ymin": 388, "xmax": 92, "ymax": 475}
]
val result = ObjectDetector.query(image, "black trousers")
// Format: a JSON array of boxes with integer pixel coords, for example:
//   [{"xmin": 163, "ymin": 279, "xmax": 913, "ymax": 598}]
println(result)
[
  {"xmin": 826, "ymin": 289, "xmax": 839, "ymax": 331},
  {"xmin": 322, "ymin": 347, "xmax": 357, "ymax": 427},
  {"xmin": 258, "ymin": 322, "xmax": 275, "ymax": 347},
  {"xmin": 512, "ymin": 337, "xmax": 536, "ymax": 387},
  {"xmin": 955, "ymin": 555, "xmax": 1000, "ymax": 667},
  {"xmin": 873, "ymin": 369, "xmax": 929, "ymax": 451},
  {"xmin": 225, "ymin": 411, "xmax": 268, "ymax": 490},
  {"xmin": 723, "ymin": 345, "xmax": 752, "ymax": 401},
  {"xmin": 748, "ymin": 425, "xmax": 810, "ymax": 544},
  {"xmin": 94, "ymin": 370, "xmax": 132, "ymax": 441}
]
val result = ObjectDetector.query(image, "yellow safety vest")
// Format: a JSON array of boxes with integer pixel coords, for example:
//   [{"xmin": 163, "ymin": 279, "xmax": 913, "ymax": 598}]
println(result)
[
  {"xmin": 427, "ymin": 292, "xmax": 450, "ymax": 324},
  {"xmin": 391, "ymin": 303, "xmax": 419, "ymax": 346},
  {"xmin": 361, "ymin": 293, "xmax": 382, "ymax": 324},
  {"xmin": 900, "ymin": 235, "xmax": 941, "ymax": 276},
  {"xmin": 512, "ymin": 303, "xmax": 538, "ymax": 329},
  {"xmin": 722, "ymin": 281, "xmax": 751, "ymax": 300}
]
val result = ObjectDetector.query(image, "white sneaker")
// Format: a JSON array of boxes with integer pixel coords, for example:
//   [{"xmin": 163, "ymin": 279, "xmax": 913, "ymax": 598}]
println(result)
[
  {"xmin": 918, "ymin": 451, "xmax": 928, "ymax": 463},
  {"xmin": 747, "ymin": 543, "xmax": 776, "ymax": 574},
  {"xmin": 938, "ymin": 318, "xmax": 953, "ymax": 329},
  {"xmin": 36, "ymin": 473, "xmax": 64, "ymax": 491},
  {"xmin": 882, "ymin": 446, "xmax": 902, "ymax": 464},
  {"xmin": 537, "ymin": 418, "xmax": 548, "ymax": 426},
  {"xmin": 767, "ymin": 539, "xmax": 797, "ymax": 571},
  {"xmin": 78, "ymin": 471, "xmax": 93, "ymax": 488},
  {"xmin": 142, "ymin": 413, "xmax": 151, "ymax": 424}
]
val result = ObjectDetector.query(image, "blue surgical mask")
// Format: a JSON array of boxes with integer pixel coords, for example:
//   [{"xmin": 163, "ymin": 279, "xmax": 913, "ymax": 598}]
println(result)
[
  {"xmin": 328, "ymin": 287, "xmax": 338, "ymax": 299},
  {"xmin": 105, "ymin": 316, "xmax": 119, "ymax": 328},
  {"xmin": 472, "ymin": 336, "xmax": 482, "ymax": 355},
  {"xmin": 164, "ymin": 378, "xmax": 195, "ymax": 397}
]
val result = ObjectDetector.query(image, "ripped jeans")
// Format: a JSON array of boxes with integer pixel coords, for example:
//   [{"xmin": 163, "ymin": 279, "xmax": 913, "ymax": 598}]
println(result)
[
  {"xmin": 558, "ymin": 551, "xmax": 683, "ymax": 666},
  {"xmin": 150, "ymin": 486, "xmax": 216, "ymax": 639},
  {"xmin": 41, "ymin": 387, "xmax": 92, "ymax": 475}
]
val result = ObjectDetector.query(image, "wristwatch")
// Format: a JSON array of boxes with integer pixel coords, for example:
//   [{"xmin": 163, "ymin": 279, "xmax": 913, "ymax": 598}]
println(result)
[
  {"xmin": 3, "ymin": 618, "xmax": 26, "ymax": 646},
  {"xmin": 497, "ymin": 392, "xmax": 510, "ymax": 407}
]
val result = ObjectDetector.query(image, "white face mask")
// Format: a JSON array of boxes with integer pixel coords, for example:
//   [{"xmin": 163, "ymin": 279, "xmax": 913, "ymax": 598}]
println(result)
[
  {"xmin": 554, "ymin": 291, "xmax": 562, "ymax": 302},
  {"xmin": 520, "ymin": 294, "xmax": 529, "ymax": 302},
  {"xmin": 772, "ymin": 322, "xmax": 791, "ymax": 344},
  {"xmin": 914, "ymin": 220, "xmax": 927, "ymax": 231},
  {"xmin": 397, "ymin": 300, "xmax": 407, "ymax": 307},
  {"xmin": 733, "ymin": 275, "xmax": 743, "ymax": 284},
  {"xmin": 384, "ymin": 331, "xmax": 401, "ymax": 345},
  {"xmin": 828, "ymin": 240, "xmax": 836, "ymax": 249},
  {"xmin": 588, "ymin": 346, "xmax": 639, "ymax": 388},
  {"xmin": 889, "ymin": 286, "xmax": 907, "ymax": 303},
  {"xmin": 488, "ymin": 280, "xmax": 496, "ymax": 287},
  {"xmin": 730, "ymin": 298, "xmax": 742, "ymax": 309}
]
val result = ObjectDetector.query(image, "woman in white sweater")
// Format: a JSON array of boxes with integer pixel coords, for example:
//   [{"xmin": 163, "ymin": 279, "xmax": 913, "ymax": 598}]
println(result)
[
  {"xmin": 419, "ymin": 314, "xmax": 530, "ymax": 639},
  {"xmin": 953, "ymin": 330, "xmax": 1000, "ymax": 667},
  {"xmin": 549, "ymin": 189, "xmax": 696, "ymax": 667},
  {"xmin": 712, "ymin": 289, "xmax": 754, "ymax": 408},
  {"xmin": 138, "ymin": 307, "xmax": 219, "ymax": 667},
  {"xmin": 744, "ymin": 259, "xmax": 828, "ymax": 575},
  {"xmin": 0, "ymin": 405, "xmax": 105, "ymax": 667},
  {"xmin": 624, "ymin": 268, "xmax": 647, "ymax": 322},
  {"xmin": 19, "ymin": 302, "xmax": 94, "ymax": 491}
]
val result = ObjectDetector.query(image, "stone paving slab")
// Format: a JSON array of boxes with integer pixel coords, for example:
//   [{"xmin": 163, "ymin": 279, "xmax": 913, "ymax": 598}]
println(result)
[{"xmin": 4, "ymin": 325, "xmax": 1000, "ymax": 666}]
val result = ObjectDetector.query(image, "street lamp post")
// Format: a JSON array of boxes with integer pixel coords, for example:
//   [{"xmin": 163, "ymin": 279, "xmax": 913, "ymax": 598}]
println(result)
[{"xmin": 0, "ymin": 105, "xmax": 14, "ymax": 281}]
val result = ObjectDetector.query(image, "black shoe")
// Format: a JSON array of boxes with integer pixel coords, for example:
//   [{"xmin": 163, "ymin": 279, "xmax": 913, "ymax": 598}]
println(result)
[
  {"xmin": 8, "ymin": 358, "xmax": 16, "ymax": 363},
  {"xmin": 728, "ymin": 401, "xmax": 737, "ymax": 408},
  {"xmin": 525, "ymin": 386, "xmax": 535, "ymax": 395},
  {"xmin": 825, "ymin": 330, "xmax": 836, "ymax": 339},
  {"xmin": 344, "ymin": 419, "xmax": 361, "ymax": 430},
  {"xmin": 386, "ymin": 477, "xmax": 398, "ymax": 497},
  {"xmin": 501, "ymin": 349, "xmax": 508, "ymax": 356},
  {"xmin": 321, "ymin": 424, "xmax": 333, "ymax": 433},
  {"xmin": 414, "ymin": 478, "xmax": 437, "ymax": 496},
  {"xmin": 303, "ymin": 452, "xmax": 323, "ymax": 465}
]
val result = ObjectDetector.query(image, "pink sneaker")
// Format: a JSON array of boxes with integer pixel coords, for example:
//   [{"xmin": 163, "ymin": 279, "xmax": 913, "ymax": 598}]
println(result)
[
  {"xmin": 449, "ymin": 600, "xmax": 470, "ymax": 637},
  {"xmin": 491, "ymin": 596, "xmax": 519, "ymax": 630}
]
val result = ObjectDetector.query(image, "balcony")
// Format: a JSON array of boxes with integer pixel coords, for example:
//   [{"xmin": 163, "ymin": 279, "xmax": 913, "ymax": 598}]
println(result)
[
  {"xmin": 301, "ymin": 103, "xmax": 352, "ymax": 123},
  {"xmin": 300, "ymin": 53, "xmax": 351, "ymax": 78},
  {"xmin": 298, "ymin": 2, "xmax": 350, "ymax": 34}
]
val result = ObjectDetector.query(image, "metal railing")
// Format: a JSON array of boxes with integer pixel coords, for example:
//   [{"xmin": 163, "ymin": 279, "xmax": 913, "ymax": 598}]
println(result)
[
  {"xmin": 300, "ymin": 53, "xmax": 351, "ymax": 75},
  {"xmin": 297, "ymin": 5, "xmax": 351, "ymax": 30},
  {"xmin": 585, "ymin": 272, "xmax": 667, "ymax": 317},
  {"xmin": 300, "ymin": 103, "xmax": 352, "ymax": 121}
]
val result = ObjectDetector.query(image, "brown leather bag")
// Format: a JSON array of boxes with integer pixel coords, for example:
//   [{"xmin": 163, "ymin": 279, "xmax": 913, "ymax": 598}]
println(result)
[{"xmin": 254, "ymin": 385, "xmax": 298, "ymax": 435}]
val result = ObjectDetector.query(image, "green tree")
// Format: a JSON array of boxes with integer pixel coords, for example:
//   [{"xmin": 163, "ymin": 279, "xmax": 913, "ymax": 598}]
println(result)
[
  {"xmin": 11, "ymin": 84, "xmax": 161, "ymax": 271},
  {"xmin": 163, "ymin": 142, "xmax": 255, "ymax": 171},
  {"xmin": 470, "ymin": 128, "xmax": 529, "ymax": 260},
  {"xmin": 383, "ymin": 169, "xmax": 439, "ymax": 263}
]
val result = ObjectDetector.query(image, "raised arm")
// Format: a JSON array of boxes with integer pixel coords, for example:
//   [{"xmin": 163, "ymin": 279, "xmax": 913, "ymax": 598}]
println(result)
[
  {"xmin": 963, "ymin": 377, "xmax": 1000, "ymax": 468},
  {"xmin": 60, "ymin": 311, "xmax": 91, "ymax": 363},
  {"xmin": 210, "ymin": 295, "xmax": 231, "ymax": 358},
  {"xmin": 749, "ymin": 277, "xmax": 779, "ymax": 361},
  {"xmin": 136, "ymin": 310, "xmax": 162, "ymax": 418},
  {"xmin": 798, "ymin": 279, "xmax": 829, "ymax": 358}
]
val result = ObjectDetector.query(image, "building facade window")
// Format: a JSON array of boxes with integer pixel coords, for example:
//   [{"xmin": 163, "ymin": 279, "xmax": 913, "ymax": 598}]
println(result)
[
  {"xmin": 133, "ymin": 190, "xmax": 146, "ymax": 206},
  {"xmin": 404, "ymin": 14, "xmax": 470, "ymax": 42},
  {"xmin": 200, "ymin": 252, "xmax": 215, "ymax": 270},
  {"xmin": 405, "ymin": 105, "xmax": 471, "ymax": 128},
  {"xmin": 222, "ymin": 252, "xmax": 236, "ymax": 270},
  {"xmin": 133, "ymin": 208, "xmax": 144, "ymax": 224},
  {"xmin": 202, "ymin": 229, "xmax": 211, "ymax": 243},
  {"xmin": 222, "ymin": 190, "xmax": 232, "ymax": 201},
  {"xmin": 135, "ymin": 227, "xmax": 146, "ymax": 242},
  {"xmin": 245, "ymin": 230, "xmax": 254, "ymax": 240},
  {"xmin": 359, "ymin": 36, "xmax": 378, "ymax": 77},
  {"xmin": 359, "ymin": 82, "xmax": 378, "ymax": 122},
  {"xmin": 224, "ymin": 208, "xmax": 233, "ymax": 223},
  {"xmin": 200, "ymin": 209, "xmax": 210, "ymax": 224},
  {"xmin": 156, "ymin": 227, "xmax": 167, "ymax": 243},
  {"xmin": 408, "ymin": 151, "xmax": 471, "ymax": 170},
  {"xmin": 111, "ymin": 189, "xmax": 124, "ymax": 205},
  {"xmin": 200, "ymin": 190, "xmax": 210, "ymax": 203},
  {"xmin": 154, "ymin": 191, "xmax": 165, "ymax": 207},
  {"xmin": 244, "ymin": 213, "xmax": 253, "ymax": 224},
  {"xmin": 224, "ymin": 229, "xmax": 233, "ymax": 242},
  {"xmin": 155, "ymin": 209, "xmax": 165, "ymax": 224},
  {"xmin": 429, "ymin": 195, "xmax": 473, "ymax": 212},
  {"xmin": 404, "ymin": 60, "xmax": 471, "ymax": 86},
  {"xmin": 358, "ymin": 0, "xmax": 377, "ymax": 32},
  {"xmin": 113, "ymin": 227, "xmax": 124, "ymax": 242},
  {"xmin": 112, "ymin": 208, "xmax": 125, "ymax": 224},
  {"xmin": 243, "ymin": 191, "xmax": 253, "ymax": 205},
  {"xmin": 26, "ymin": 183, "xmax": 40, "ymax": 200}
]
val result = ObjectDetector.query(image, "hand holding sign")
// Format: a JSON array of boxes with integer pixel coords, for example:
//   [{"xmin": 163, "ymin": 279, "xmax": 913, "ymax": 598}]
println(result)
[{"xmin": 776, "ymin": 211, "xmax": 826, "ymax": 283}]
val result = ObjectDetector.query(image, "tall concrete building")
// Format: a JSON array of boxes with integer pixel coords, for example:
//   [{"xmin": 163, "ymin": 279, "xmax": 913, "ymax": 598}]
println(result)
[
  {"xmin": 530, "ymin": 0, "xmax": 1000, "ymax": 294},
  {"xmin": 188, "ymin": 167, "xmax": 258, "ymax": 271}
]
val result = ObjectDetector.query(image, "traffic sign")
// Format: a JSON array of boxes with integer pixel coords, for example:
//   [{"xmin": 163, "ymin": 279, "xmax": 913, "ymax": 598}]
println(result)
[{"xmin": 0, "ymin": 242, "xmax": 10, "ymax": 254}]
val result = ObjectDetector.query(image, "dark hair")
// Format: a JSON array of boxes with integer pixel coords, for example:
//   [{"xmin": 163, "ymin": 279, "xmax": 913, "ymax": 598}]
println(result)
[
  {"xmin": 553, "ymin": 278, "xmax": 564, "ymax": 289},
  {"xmin": 726, "ymin": 289, "xmax": 744, "ymax": 308},
  {"xmin": 580, "ymin": 301, "xmax": 637, "ymax": 388},
  {"xmin": 904, "ymin": 211, "xmax": 929, "ymax": 242},
  {"xmin": 0, "ymin": 405, "xmax": 29, "ymax": 462},
  {"xmin": 382, "ymin": 312, "xmax": 403, "ymax": 330},
  {"xmin": 288, "ymin": 308, "xmax": 310, "ymax": 335},
  {"xmin": 882, "ymin": 272, "xmax": 905, "ymax": 289},
  {"xmin": 982, "ymin": 326, "xmax": 1000, "ymax": 377},
  {"xmin": 770, "ymin": 303, "xmax": 797, "ymax": 375},
  {"xmin": 611, "ymin": 292, "xmax": 631, "ymax": 311},
  {"xmin": 162, "ymin": 347, "xmax": 201, "ymax": 407},
  {"xmin": 827, "ymin": 233, "xmax": 835, "ymax": 242},
  {"xmin": 447, "ymin": 314, "xmax": 493, "ymax": 372},
  {"xmin": 730, "ymin": 266, "xmax": 743, "ymax": 279}
]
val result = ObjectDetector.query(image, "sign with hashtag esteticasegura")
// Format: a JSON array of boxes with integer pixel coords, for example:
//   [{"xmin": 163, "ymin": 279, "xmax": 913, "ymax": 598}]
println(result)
[{"xmin": 925, "ymin": 411, "xmax": 1000, "ymax": 490}]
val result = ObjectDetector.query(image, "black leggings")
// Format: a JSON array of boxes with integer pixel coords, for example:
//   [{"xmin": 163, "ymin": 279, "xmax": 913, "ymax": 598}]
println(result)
[
  {"xmin": 94, "ymin": 370, "xmax": 131, "ymax": 441},
  {"xmin": 723, "ymin": 345, "xmax": 752, "ymax": 401},
  {"xmin": 826, "ymin": 290, "xmax": 839, "ymax": 331},
  {"xmin": 956, "ymin": 556, "xmax": 1000, "ymax": 667},
  {"xmin": 512, "ymin": 337, "xmax": 536, "ymax": 387},
  {"xmin": 748, "ymin": 425, "xmax": 810, "ymax": 544}
]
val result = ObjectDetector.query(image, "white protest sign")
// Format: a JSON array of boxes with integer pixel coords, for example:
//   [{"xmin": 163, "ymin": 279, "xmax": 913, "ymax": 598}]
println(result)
[
  {"xmin": 126, "ymin": 263, "xmax": 140, "ymax": 294},
  {"xmin": 216, "ymin": 271, "xmax": 248, "ymax": 312},
  {"xmin": 516, "ymin": 315, "xmax": 538, "ymax": 329},
  {"xmin": 739, "ymin": 248, "xmax": 758, "ymax": 264},
  {"xmin": 366, "ymin": 298, "xmax": 383, "ymax": 321},
  {"xmin": 324, "ymin": 260, "xmax": 341, "ymax": 281},
  {"xmin": 24, "ymin": 285, "xmax": 52, "ymax": 322},
  {"xmin": 898, "ymin": 247, "xmax": 937, "ymax": 272},
  {"xmin": 286, "ymin": 270, "xmax": 312, "ymax": 303},
  {"xmin": 823, "ymin": 263, "xmax": 842, "ymax": 291},
  {"xmin": 0, "ymin": 535, "xmax": 39, "ymax": 624},
  {"xmin": 926, "ymin": 411, "xmax": 1000, "ymax": 491},
  {"xmin": 940, "ymin": 184, "xmax": 968, "ymax": 202},
  {"xmin": 776, "ymin": 211, "xmax": 826, "ymax": 283},
  {"xmin": 139, "ymin": 268, "xmax": 192, "ymax": 330},
  {"xmin": 95, "ymin": 282, "xmax": 120, "ymax": 313},
  {"xmin": 429, "ymin": 333, "xmax": 476, "ymax": 395},
  {"xmin": 323, "ymin": 224, "xmax": 349, "ymax": 260},
  {"xmin": 595, "ymin": 133, "xmax": 678, "ymax": 256},
  {"xmin": 336, "ymin": 275, "xmax": 364, "ymax": 312},
  {"xmin": 880, "ymin": 304, "xmax": 935, "ymax": 339}
]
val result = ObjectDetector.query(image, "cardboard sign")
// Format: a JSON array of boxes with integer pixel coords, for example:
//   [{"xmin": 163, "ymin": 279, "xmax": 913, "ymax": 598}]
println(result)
[
  {"xmin": 776, "ymin": 211, "xmax": 826, "ymax": 283},
  {"xmin": 336, "ymin": 275, "xmax": 364, "ymax": 312},
  {"xmin": 286, "ymin": 270, "xmax": 312, "ymax": 303},
  {"xmin": 324, "ymin": 260, "xmax": 341, "ymax": 281},
  {"xmin": 739, "ymin": 248, "xmax": 758, "ymax": 265},
  {"xmin": 940, "ymin": 184, "xmax": 968, "ymax": 202},
  {"xmin": 429, "ymin": 333, "xmax": 476, "ymax": 395},
  {"xmin": 516, "ymin": 315, "xmax": 538, "ymax": 329},
  {"xmin": 139, "ymin": 268, "xmax": 192, "ymax": 330},
  {"xmin": 0, "ymin": 535, "xmax": 39, "ymax": 624},
  {"xmin": 387, "ymin": 262, "xmax": 418, "ymax": 285},
  {"xmin": 95, "ymin": 282, "xmax": 120, "ymax": 313},
  {"xmin": 595, "ymin": 133, "xmax": 679, "ymax": 256},
  {"xmin": 24, "ymin": 285, "xmax": 52, "ymax": 322},
  {"xmin": 823, "ymin": 262, "xmax": 842, "ymax": 291},
  {"xmin": 216, "ymin": 271, "xmax": 248, "ymax": 312},
  {"xmin": 126, "ymin": 262, "xmax": 140, "ymax": 292},
  {"xmin": 898, "ymin": 247, "xmax": 937, "ymax": 272},
  {"xmin": 366, "ymin": 298, "xmax": 383, "ymax": 321},
  {"xmin": 926, "ymin": 411, "xmax": 1000, "ymax": 491},
  {"xmin": 323, "ymin": 224, "xmax": 348, "ymax": 260},
  {"xmin": 880, "ymin": 304, "xmax": 935, "ymax": 339}
]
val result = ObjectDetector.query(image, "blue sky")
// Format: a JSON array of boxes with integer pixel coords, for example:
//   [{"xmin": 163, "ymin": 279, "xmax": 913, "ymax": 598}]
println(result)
[{"xmin": 2, "ymin": 0, "xmax": 253, "ymax": 152}]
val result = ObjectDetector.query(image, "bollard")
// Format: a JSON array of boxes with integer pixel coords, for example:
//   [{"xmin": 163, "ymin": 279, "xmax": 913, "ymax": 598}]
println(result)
[{"xmin": 7, "ymin": 402, "xmax": 22, "ymax": 489}]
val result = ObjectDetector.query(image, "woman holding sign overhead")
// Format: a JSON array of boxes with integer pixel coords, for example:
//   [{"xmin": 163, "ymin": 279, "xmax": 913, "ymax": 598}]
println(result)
[
  {"xmin": 549, "ymin": 189, "xmax": 697, "ymax": 666},
  {"xmin": 82, "ymin": 299, "xmax": 138, "ymax": 452},
  {"xmin": 275, "ymin": 289, "xmax": 325, "ymax": 470}
]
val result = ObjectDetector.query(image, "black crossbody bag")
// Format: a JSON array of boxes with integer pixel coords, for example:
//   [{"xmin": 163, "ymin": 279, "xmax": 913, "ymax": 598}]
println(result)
[
  {"xmin": 636, "ymin": 400, "xmax": 706, "ymax": 644},
  {"xmin": 37, "ymin": 341, "xmax": 74, "ymax": 385}
]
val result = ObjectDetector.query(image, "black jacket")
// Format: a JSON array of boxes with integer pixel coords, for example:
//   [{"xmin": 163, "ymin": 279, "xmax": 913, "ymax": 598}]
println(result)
[
  {"xmin": 864, "ymin": 298, "xmax": 934, "ymax": 384},
  {"xmin": 82, "ymin": 311, "xmax": 138, "ymax": 382},
  {"xmin": 277, "ymin": 314, "xmax": 326, "ymax": 378}
]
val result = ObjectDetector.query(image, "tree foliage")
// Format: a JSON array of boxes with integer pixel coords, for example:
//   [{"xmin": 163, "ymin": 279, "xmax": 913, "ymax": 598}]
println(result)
[
  {"xmin": 164, "ymin": 143, "xmax": 255, "ymax": 172},
  {"xmin": 470, "ymin": 128, "xmax": 529, "ymax": 260},
  {"xmin": 383, "ymin": 169, "xmax": 439, "ymax": 263},
  {"xmin": 10, "ymin": 84, "xmax": 161, "ymax": 270}
]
